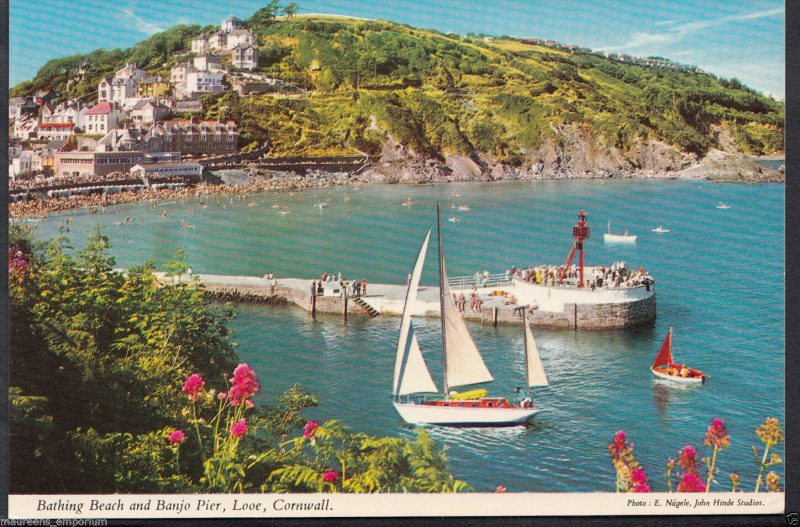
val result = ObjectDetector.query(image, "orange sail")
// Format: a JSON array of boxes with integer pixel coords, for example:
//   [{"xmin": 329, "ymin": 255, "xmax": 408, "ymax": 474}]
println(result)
[{"xmin": 652, "ymin": 327, "xmax": 673, "ymax": 368}]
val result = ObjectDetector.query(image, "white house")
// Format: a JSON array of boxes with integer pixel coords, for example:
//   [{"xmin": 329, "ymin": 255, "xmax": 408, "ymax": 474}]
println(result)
[
  {"xmin": 225, "ymin": 29, "xmax": 254, "ymax": 50},
  {"xmin": 12, "ymin": 151, "xmax": 33, "ymax": 177},
  {"xmin": 12, "ymin": 116, "xmax": 39, "ymax": 141},
  {"xmin": 130, "ymin": 99, "xmax": 170, "ymax": 126},
  {"xmin": 98, "ymin": 77, "xmax": 112, "ymax": 102},
  {"xmin": 184, "ymin": 71, "xmax": 226, "ymax": 96},
  {"xmin": 37, "ymin": 122, "xmax": 76, "ymax": 141},
  {"xmin": 232, "ymin": 45, "xmax": 259, "ymax": 70},
  {"xmin": 208, "ymin": 31, "xmax": 227, "ymax": 50},
  {"xmin": 191, "ymin": 34, "xmax": 209, "ymax": 54},
  {"xmin": 111, "ymin": 77, "xmax": 139, "ymax": 106},
  {"xmin": 194, "ymin": 53, "xmax": 225, "ymax": 73},
  {"xmin": 221, "ymin": 15, "xmax": 245, "ymax": 34},
  {"xmin": 42, "ymin": 99, "xmax": 89, "ymax": 130},
  {"xmin": 9, "ymin": 97, "xmax": 25, "ymax": 120},
  {"xmin": 85, "ymin": 101, "xmax": 126, "ymax": 135},
  {"xmin": 115, "ymin": 63, "xmax": 147, "ymax": 82}
]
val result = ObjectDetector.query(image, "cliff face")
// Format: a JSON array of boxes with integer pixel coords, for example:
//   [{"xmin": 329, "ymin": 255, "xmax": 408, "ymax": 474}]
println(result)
[{"xmin": 363, "ymin": 124, "xmax": 782, "ymax": 183}]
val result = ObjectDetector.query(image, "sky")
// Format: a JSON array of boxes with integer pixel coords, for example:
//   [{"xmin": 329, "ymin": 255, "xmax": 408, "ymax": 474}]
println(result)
[{"xmin": 10, "ymin": 0, "xmax": 786, "ymax": 98}]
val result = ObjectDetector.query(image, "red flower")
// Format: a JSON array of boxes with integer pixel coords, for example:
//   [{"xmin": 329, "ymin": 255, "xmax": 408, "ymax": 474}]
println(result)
[
  {"xmin": 231, "ymin": 419, "xmax": 248, "ymax": 438},
  {"xmin": 631, "ymin": 468, "xmax": 647, "ymax": 484},
  {"xmin": 322, "ymin": 470, "xmax": 338, "ymax": 483},
  {"xmin": 182, "ymin": 374, "xmax": 205, "ymax": 402},
  {"xmin": 494, "ymin": 485, "xmax": 507, "ymax": 493},
  {"xmin": 168, "ymin": 429, "xmax": 186, "ymax": 444},
  {"xmin": 678, "ymin": 445, "xmax": 699, "ymax": 474},
  {"xmin": 304, "ymin": 420, "xmax": 319, "ymax": 439},
  {"xmin": 613, "ymin": 430, "xmax": 626, "ymax": 448},
  {"xmin": 228, "ymin": 363, "xmax": 260, "ymax": 406},
  {"xmin": 677, "ymin": 472, "xmax": 706, "ymax": 492},
  {"xmin": 704, "ymin": 417, "xmax": 730, "ymax": 449}
]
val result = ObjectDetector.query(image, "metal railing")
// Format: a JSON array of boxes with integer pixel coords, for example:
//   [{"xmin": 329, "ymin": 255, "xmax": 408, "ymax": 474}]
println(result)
[{"xmin": 447, "ymin": 273, "xmax": 512, "ymax": 290}]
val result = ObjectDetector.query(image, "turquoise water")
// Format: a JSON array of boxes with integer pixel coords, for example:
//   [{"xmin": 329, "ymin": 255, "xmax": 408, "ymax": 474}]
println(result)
[{"xmin": 28, "ymin": 179, "xmax": 785, "ymax": 492}]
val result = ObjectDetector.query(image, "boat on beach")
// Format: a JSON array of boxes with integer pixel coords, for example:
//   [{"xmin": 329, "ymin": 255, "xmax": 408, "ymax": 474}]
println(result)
[
  {"xmin": 391, "ymin": 205, "xmax": 545, "ymax": 427},
  {"xmin": 650, "ymin": 327, "xmax": 704, "ymax": 384},
  {"xmin": 603, "ymin": 219, "xmax": 636, "ymax": 243}
]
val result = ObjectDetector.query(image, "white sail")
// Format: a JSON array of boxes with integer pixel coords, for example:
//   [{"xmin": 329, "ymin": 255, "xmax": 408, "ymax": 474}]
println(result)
[
  {"xmin": 441, "ymin": 259, "xmax": 494, "ymax": 390},
  {"xmin": 524, "ymin": 320, "xmax": 549, "ymax": 387},
  {"xmin": 393, "ymin": 230, "xmax": 438, "ymax": 396}
]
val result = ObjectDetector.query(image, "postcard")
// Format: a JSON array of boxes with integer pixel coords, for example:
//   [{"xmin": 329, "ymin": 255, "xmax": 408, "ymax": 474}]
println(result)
[{"xmin": 7, "ymin": 0, "xmax": 786, "ymax": 521}]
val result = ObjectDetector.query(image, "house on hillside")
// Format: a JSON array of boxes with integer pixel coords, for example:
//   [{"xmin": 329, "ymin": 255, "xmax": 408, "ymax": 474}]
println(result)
[
  {"xmin": 85, "ymin": 101, "xmax": 127, "ymax": 135},
  {"xmin": 221, "ymin": 15, "xmax": 245, "ymax": 34},
  {"xmin": 191, "ymin": 34, "xmax": 209, "ymax": 54},
  {"xmin": 115, "ymin": 63, "xmax": 147, "ymax": 82},
  {"xmin": 130, "ymin": 99, "xmax": 171, "ymax": 126},
  {"xmin": 12, "ymin": 115, "xmax": 39, "ymax": 141},
  {"xmin": 226, "ymin": 29, "xmax": 254, "ymax": 49},
  {"xmin": 148, "ymin": 119, "xmax": 238, "ymax": 155},
  {"xmin": 194, "ymin": 53, "xmax": 225, "ymax": 73},
  {"xmin": 183, "ymin": 71, "xmax": 226, "ymax": 97},
  {"xmin": 232, "ymin": 45, "xmax": 259, "ymax": 70},
  {"xmin": 138, "ymin": 75, "xmax": 171, "ymax": 97}
]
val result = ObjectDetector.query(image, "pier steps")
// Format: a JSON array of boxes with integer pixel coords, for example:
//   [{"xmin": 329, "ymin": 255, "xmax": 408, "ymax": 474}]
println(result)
[{"xmin": 352, "ymin": 297, "xmax": 381, "ymax": 317}]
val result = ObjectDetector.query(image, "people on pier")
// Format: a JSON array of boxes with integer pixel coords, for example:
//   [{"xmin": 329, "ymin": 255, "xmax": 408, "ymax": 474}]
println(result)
[{"xmin": 511, "ymin": 261, "xmax": 654, "ymax": 290}]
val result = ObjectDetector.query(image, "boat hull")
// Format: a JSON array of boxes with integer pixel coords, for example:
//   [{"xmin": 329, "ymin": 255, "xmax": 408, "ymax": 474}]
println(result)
[
  {"xmin": 392, "ymin": 401, "xmax": 540, "ymax": 427},
  {"xmin": 604, "ymin": 233, "xmax": 637, "ymax": 243},
  {"xmin": 651, "ymin": 366, "xmax": 704, "ymax": 384}
]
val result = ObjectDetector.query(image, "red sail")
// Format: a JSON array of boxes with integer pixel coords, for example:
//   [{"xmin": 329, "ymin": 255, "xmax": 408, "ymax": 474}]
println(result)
[{"xmin": 652, "ymin": 328, "xmax": 673, "ymax": 368}]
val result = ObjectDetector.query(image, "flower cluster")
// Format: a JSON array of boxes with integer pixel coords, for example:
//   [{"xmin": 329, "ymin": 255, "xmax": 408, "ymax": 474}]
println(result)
[
  {"xmin": 677, "ymin": 445, "xmax": 699, "ymax": 474},
  {"xmin": 304, "ymin": 420, "xmax": 319, "ymax": 439},
  {"xmin": 228, "ymin": 363, "xmax": 260, "ymax": 406},
  {"xmin": 704, "ymin": 418, "xmax": 730, "ymax": 449},
  {"xmin": 182, "ymin": 374, "xmax": 205, "ymax": 402},
  {"xmin": 231, "ymin": 419, "xmax": 248, "ymax": 438},
  {"xmin": 608, "ymin": 430, "xmax": 649, "ymax": 493},
  {"xmin": 322, "ymin": 471, "xmax": 338, "ymax": 483},
  {"xmin": 8, "ymin": 248, "xmax": 29, "ymax": 280},
  {"xmin": 168, "ymin": 429, "xmax": 186, "ymax": 445},
  {"xmin": 677, "ymin": 472, "xmax": 706, "ymax": 492},
  {"xmin": 756, "ymin": 417, "xmax": 784, "ymax": 448},
  {"xmin": 766, "ymin": 471, "xmax": 781, "ymax": 492}
]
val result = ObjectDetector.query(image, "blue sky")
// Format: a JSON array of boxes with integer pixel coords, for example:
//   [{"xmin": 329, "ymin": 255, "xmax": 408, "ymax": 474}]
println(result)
[{"xmin": 10, "ymin": 0, "xmax": 785, "ymax": 97}]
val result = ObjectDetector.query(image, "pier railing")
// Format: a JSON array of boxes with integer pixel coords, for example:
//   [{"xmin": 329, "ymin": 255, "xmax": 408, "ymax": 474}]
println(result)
[{"xmin": 448, "ymin": 273, "xmax": 512, "ymax": 290}]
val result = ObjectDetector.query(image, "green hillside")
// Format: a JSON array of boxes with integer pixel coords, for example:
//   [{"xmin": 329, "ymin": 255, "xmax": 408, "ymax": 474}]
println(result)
[{"xmin": 12, "ymin": 12, "xmax": 784, "ymax": 161}]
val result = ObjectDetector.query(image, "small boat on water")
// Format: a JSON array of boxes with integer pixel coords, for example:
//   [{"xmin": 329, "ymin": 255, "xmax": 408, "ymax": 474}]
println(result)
[
  {"xmin": 716, "ymin": 202, "xmax": 731, "ymax": 209},
  {"xmin": 448, "ymin": 216, "xmax": 460, "ymax": 223},
  {"xmin": 651, "ymin": 327, "xmax": 704, "ymax": 384},
  {"xmin": 652, "ymin": 226, "xmax": 670, "ymax": 233},
  {"xmin": 402, "ymin": 198, "xmax": 416, "ymax": 207},
  {"xmin": 272, "ymin": 203, "xmax": 281, "ymax": 209},
  {"xmin": 603, "ymin": 219, "xmax": 636, "ymax": 243},
  {"xmin": 458, "ymin": 204, "xmax": 471, "ymax": 211},
  {"xmin": 315, "ymin": 202, "xmax": 328, "ymax": 209},
  {"xmin": 451, "ymin": 191, "xmax": 460, "ymax": 198},
  {"xmin": 391, "ymin": 205, "xmax": 546, "ymax": 427}
]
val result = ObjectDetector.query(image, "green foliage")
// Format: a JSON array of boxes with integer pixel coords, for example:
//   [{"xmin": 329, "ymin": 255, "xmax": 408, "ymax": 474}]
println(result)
[{"xmin": 9, "ymin": 228, "xmax": 469, "ymax": 494}]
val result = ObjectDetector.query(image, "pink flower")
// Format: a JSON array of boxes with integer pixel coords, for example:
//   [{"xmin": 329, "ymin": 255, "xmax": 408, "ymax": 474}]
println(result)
[
  {"xmin": 231, "ymin": 419, "xmax": 248, "ymax": 438},
  {"xmin": 677, "ymin": 472, "xmax": 706, "ymax": 492},
  {"xmin": 704, "ymin": 417, "xmax": 730, "ymax": 449},
  {"xmin": 168, "ymin": 429, "xmax": 186, "ymax": 444},
  {"xmin": 182, "ymin": 374, "xmax": 205, "ymax": 402},
  {"xmin": 304, "ymin": 420, "xmax": 319, "ymax": 439},
  {"xmin": 322, "ymin": 470, "xmax": 338, "ymax": 483},
  {"xmin": 631, "ymin": 468, "xmax": 647, "ymax": 484},
  {"xmin": 631, "ymin": 482, "xmax": 651, "ymax": 493},
  {"xmin": 218, "ymin": 391, "xmax": 227, "ymax": 400},
  {"xmin": 228, "ymin": 363, "xmax": 260, "ymax": 406},
  {"xmin": 245, "ymin": 400, "xmax": 255, "ymax": 409},
  {"xmin": 494, "ymin": 485, "xmax": 507, "ymax": 493},
  {"xmin": 613, "ymin": 430, "xmax": 626, "ymax": 448},
  {"xmin": 678, "ymin": 445, "xmax": 699, "ymax": 474}
]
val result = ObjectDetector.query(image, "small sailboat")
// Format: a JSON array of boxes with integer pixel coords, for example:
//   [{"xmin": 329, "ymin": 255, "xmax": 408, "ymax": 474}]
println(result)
[
  {"xmin": 603, "ymin": 219, "xmax": 637, "ymax": 243},
  {"xmin": 391, "ymin": 205, "xmax": 543, "ymax": 427},
  {"xmin": 402, "ymin": 198, "xmax": 416, "ymax": 207},
  {"xmin": 651, "ymin": 327, "xmax": 704, "ymax": 384},
  {"xmin": 315, "ymin": 202, "xmax": 328, "ymax": 209},
  {"xmin": 716, "ymin": 202, "xmax": 731, "ymax": 209},
  {"xmin": 652, "ymin": 226, "xmax": 670, "ymax": 233},
  {"xmin": 458, "ymin": 204, "xmax": 471, "ymax": 211},
  {"xmin": 448, "ymin": 216, "xmax": 460, "ymax": 223}
]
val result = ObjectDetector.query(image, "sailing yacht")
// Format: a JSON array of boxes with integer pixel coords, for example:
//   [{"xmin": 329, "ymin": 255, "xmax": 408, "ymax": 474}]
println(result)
[{"xmin": 391, "ymin": 205, "xmax": 545, "ymax": 427}]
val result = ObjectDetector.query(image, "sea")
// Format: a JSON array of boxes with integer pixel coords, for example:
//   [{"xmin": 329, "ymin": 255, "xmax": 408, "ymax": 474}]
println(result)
[{"xmin": 25, "ymin": 177, "xmax": 785, "ymax": 492}]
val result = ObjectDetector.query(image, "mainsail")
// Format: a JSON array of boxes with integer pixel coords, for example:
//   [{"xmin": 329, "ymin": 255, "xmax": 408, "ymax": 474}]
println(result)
[
  {"xmin": 524, "ymin": 318, "xmax": 549, "ymax": 387},
  {"xmin": 652, "ymin": 327, "xmax": 674, "ymax": 368},
  {"xmin": 440, "ymin": 258, "xmax": 494, "ymax": 390},
  {"xmin": 393, "ymin": 230, "xmax": 438, "ymax": 396}
]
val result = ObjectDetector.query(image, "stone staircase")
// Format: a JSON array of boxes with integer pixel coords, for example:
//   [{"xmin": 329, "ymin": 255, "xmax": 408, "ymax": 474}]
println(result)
[{"xmin": 352, "ymin": 297, "xmax": 380, "ymax": 317}]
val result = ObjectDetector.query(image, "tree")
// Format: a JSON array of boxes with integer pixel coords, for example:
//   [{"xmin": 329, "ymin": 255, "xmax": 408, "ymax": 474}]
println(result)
[
  {"xmin": 250, "ymin": 0, "xmax": 282, "ymax": 25},
  {"xmin": 283, "ymin": 2, "xmax": 300, "ymax": 19}
]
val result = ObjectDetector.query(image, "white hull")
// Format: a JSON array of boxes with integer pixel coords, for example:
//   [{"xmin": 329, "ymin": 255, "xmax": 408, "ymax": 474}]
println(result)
[
  {"xmin": 393, "ymin": 401, "xmax": 540, "ymax": 427},
  {"xmin": 603, "ymin": 233, "xmax": 637, "ymax": 243},
  {"xmin": 651, "ymin": 368, "xmax": 703, "ymax": 384}
]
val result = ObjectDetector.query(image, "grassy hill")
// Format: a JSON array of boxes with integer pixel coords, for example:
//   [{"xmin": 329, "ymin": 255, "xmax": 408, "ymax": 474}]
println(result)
[{"xmin": 12, "ymin": 13, "xmax": 784, "ymax": 165}]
